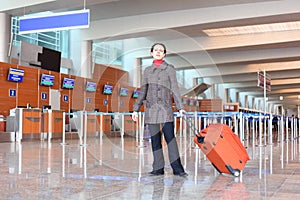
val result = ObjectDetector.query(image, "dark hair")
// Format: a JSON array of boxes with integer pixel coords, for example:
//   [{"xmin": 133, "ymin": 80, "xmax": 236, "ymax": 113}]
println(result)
[{"xmin": 150, "ymin": 43, "xmax": 167, "ymax": 54}]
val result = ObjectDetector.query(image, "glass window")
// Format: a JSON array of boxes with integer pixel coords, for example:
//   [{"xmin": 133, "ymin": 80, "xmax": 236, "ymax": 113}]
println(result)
[
  {"xmin": 92, "ymin": 40, "xmax": 123, "ymax": 66},
  {"xmin": 60, "ymin": 67, "xmax": 69, "ymax": 74},
  {"xmin": 11, "ymin": 15, "xmax": 69, "ymax": 69}
]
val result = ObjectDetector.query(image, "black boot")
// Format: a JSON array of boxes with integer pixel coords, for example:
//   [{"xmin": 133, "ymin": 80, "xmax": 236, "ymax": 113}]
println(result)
[{"xmin": 149, "ymin": 169, "xmax": 164, "ymax": 176}]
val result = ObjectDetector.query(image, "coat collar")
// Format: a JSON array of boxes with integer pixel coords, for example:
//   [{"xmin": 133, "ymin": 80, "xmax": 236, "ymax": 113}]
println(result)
[{"xmin": 150, "ymin": 61, "xmax": 168, "ymax": 72}]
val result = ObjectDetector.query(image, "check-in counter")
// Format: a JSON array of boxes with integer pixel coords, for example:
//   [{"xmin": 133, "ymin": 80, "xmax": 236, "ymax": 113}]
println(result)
[
  {"xmin": 124, "ymin": 115, "xmax": 136, "ymax": 136},
  {"xmin": 42, "ymin": 109, "xmax": 64, "ymax": 139},
  {"xmin": 0, "ymin": 119, "xmax": 14, "ymax": 142},
  {"xmin": 0, "ymin": 121, "xmax": 5, "ymax": 132},
  {"xmin": 87, "ymin": 114, "xmax": 97, "ymax": 135},
  {"xmin": 97, "ymin": 114, "xmax": 111, "ymax": 134},
  {"xmin": 15, "ymin": 108, "xmax": 42, "ymax": 141}
]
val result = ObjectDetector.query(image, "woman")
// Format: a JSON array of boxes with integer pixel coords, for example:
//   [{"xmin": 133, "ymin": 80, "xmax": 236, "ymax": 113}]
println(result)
[{"xmin": 132, "ymin": 43, "xmax": 188, "ymax": 177}]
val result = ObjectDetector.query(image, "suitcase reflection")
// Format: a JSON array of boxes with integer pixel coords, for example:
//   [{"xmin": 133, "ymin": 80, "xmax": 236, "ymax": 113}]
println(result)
[{"xmin": 202, "ymin": 176, "xmax": 249, "ymax": 199}]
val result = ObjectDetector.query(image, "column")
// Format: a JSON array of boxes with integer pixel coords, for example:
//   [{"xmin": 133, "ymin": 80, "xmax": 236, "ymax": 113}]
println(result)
[
  {"xmin": 69, "ymin": 29, "xmax": 83, "ymax": 76},
  {"xmin": 245, "ymin": 95, "xmax": 248, "ymax": 108},
  {"xmin": 268, "ymin": 103, "xmax": 272, "ymax": 113},
  {"xmin": 252, "ymin": 97, "xmax": 256, "ymax": 110},
  {"xmin": 225, "ymin": 88, "xmax": 230, "ymax": 103},
  {"xmin": 258, "ymin": 99, "xmax": 262, "ymax": 111},
  {"xmin": 0, "ymin": 13, "xmax": 11, "ymax": 63},
  {"xmin": 235, "ymin": 92, "xmax": 239, "ymax": 104},
  {"xmin": 210, "ymin": 84, "xmax": 215, "ymax": 99},
  {"xmin": 81, "ymin": 40, "xmax": 92, "ymax": 78},
  {"xmin": 132, "ymin": 58, "xmax": 142, "ymax": 87}
]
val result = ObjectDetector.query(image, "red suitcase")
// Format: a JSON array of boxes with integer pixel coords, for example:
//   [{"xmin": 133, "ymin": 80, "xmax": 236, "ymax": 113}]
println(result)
[{"xmin": 194, "ymin": 124, "xmax": 250, "ymax": 176}]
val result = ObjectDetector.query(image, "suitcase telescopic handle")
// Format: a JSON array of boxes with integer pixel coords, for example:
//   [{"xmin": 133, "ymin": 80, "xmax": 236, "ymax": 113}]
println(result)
[
  {"xmin": 197, "ymin": 135, "xmax": 205, "ymax": 144},
  {"xmin": 182, "ymin": 114, "xmax": 205, "ymax": 144}
]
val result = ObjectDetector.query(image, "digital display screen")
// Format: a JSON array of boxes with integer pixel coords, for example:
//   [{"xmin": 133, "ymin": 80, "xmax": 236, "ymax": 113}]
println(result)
[
  {"xmin": 103, "ymin": 84, "xmax": 113, "ymax": 95},
  {"xmin": 224, "ymin": 105, "xmax": 235, "ymax": 110},
  {"xmin": 7, "ymin": 68, "xmax": 25, "ymax": 82},
  {"xmin": 40, "ymin": 74, "xmax": 54, "ymax": 86},
  {"xmin": 182, "ymin": 98, "xmax": 187, "ymax": 105},
  {"xmin": 119, "ymin": 87, "xmax": 128, "ymax": 97},
  {"xmin": 132, "ymin": 90, "xmax": 140, "ymax": 98},
  {"xmin": 62, "ymin": 77, "xmax": 75, "ymax": 89},
  {"xmin": 189, "ymin": 99, "xmax": 194, "ymax": 106},
  {"xmin": 86, "ymin": 81, "xmax": 96, "ymax": 92}
]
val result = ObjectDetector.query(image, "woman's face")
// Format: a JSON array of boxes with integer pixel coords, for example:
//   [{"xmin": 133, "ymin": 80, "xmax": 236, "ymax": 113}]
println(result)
[{"xmin": 151, "ymin": 44, "xmax": 165, "ymax": 60}]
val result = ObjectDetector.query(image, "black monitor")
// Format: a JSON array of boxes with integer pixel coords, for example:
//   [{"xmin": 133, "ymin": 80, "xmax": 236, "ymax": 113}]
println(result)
[
  {"xmin": 38, "ymin": 47, "xmax": 61, "ymax": 73},
  {"xmin": 103, "ymin": 84, "xmax": 113, "ymax": 95},
  {"xmin": 132, "ymin": 90, "xmax": 140, "ymax": 98},
  {"xmin": 86, "ymin": 81, "xmax": 97, "ymax": 92},
  {"xmin": 40, "ymin": 74, "xmax": 54, "ymax": 86},
  {"xmin": 7, "ymin": 68, "xmax": 25, "ymax": 82},
  {"xmin": 16, "ymin": 106, "xmax": 27, "ymax": 108},
  {"xmin": 42, "ymin": 105, "xmax": 51, "ymax": 110},
  {"xmin": 62, "ymin": 77, "xmax": 75, "ymax": 89},
  {"xmin": 119, "ymin": 87, "xmax": 129, "ymax": 97},
  {"xmin": 69, "ymin": 109, "xmax": 79, "ymax": 118}
]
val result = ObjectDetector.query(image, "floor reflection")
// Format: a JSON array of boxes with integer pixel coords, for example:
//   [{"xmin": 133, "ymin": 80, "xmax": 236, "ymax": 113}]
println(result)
[
  {"xmin": 0, "ymin": 133, "xmax": 300, "ymax": 199},
  {"xmin": 201, "ymin": 176, "xmax": 248, "ymax": 200}
]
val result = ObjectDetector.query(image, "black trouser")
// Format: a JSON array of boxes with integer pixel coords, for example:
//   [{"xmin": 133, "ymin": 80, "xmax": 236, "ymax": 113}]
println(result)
[{"xmin": 148, "ymin": 122, "xmax": 184, "ymax": 174}]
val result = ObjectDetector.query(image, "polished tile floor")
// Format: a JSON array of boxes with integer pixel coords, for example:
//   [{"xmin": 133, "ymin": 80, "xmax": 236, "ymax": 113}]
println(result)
[{"xmin": 0, "ymin": 131, "xmax": 300, "ymax": 200}]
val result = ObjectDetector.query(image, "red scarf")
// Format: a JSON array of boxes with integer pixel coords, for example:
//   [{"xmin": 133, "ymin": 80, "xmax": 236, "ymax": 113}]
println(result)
[{"xmin": 153, "ymin": 59, "xmax": 163, "ymax": 67}]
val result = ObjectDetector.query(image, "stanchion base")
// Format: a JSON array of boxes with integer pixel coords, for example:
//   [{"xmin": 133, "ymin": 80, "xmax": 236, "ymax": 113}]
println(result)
[
  {"xmin": 60, "ymin": 142, "xmax": 69, "ymax": 146},
  {"xmin": 136, "ymin": 144, "xmax": 146, "ymax": 148},
  {"xmin": 257, "ymin": 144, "xmax": 266, "ymax": 147}
]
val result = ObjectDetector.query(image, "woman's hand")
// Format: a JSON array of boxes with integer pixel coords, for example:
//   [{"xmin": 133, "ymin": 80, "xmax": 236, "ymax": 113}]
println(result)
[
  {"xmin": 132, "ymin": 111, "xmax": 138, "ymax": 121},
  {"xmin": 179, "ymin": 109, "xmax": 186, "ymax": 117}
]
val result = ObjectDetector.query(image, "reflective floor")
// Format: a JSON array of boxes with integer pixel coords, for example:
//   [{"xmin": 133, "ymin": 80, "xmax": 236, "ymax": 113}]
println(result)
[{"xmin": 0, "ymin": 131, "xmax": 300, "ymax": 200}]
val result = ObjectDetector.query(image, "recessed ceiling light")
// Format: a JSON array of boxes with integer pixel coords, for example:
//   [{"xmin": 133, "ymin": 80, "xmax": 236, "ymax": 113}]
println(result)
[{"xmin": 280, "ymin": 96, "xmax": 283, "ymax": 101}]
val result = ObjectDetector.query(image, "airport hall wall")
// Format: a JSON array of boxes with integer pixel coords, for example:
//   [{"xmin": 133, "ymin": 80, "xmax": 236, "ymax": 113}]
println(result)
[{"xmin": 0, "ymin": 62, "xmax": 141, "ymax": 117}]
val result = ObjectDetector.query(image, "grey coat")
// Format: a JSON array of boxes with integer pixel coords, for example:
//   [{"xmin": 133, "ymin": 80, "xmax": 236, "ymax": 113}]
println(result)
[{"xmin": 133, "ymin": 61, "xmax": 183, "ymax": 124}]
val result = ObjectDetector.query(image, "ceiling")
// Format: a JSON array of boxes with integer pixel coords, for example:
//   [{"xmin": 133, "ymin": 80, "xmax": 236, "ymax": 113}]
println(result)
[{"xmin": 2, "ymin": 0, "xmax": 300, "ymax": 112}]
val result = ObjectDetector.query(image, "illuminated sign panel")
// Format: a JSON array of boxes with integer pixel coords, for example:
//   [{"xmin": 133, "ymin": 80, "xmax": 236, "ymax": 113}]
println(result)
[{"xmin": 19, "ymin": 9, "xmax": 90, "ymax": 34}]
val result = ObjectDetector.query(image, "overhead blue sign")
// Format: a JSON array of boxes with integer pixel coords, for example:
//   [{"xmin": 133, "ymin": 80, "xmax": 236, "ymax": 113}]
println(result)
[{"xmin": 19, "ymin": 9, "xmax": 90, "ymax": 34}]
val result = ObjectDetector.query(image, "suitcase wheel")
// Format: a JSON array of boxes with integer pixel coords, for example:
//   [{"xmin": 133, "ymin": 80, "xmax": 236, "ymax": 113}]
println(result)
[
  {"xmin": 233, "ymin": 170, "xmax": 240, "ymax": 177},
  {"xmin": 226, "ymin": 164, "xmax": 241, "ymax": 177}
]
